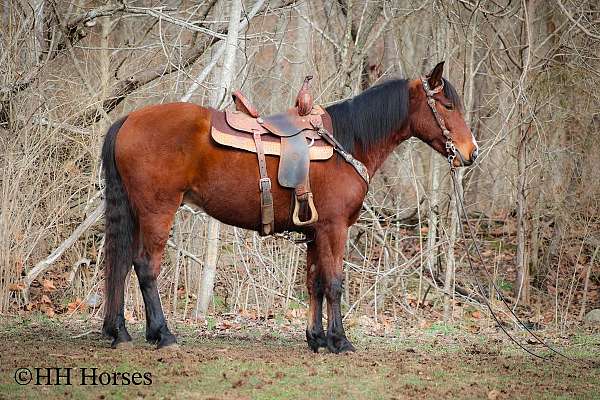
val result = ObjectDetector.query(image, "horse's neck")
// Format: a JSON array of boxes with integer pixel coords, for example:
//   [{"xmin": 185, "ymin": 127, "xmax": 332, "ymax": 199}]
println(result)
[{"xmin": 354, "ymin": 127, "xmax": 411, "ymax": 176}]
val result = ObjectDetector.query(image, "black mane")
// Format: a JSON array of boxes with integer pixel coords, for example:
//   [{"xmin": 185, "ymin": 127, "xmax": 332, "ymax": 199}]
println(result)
[{"xmin": 326, "ymin": 77, "xmax": 462, "ymax": 153}]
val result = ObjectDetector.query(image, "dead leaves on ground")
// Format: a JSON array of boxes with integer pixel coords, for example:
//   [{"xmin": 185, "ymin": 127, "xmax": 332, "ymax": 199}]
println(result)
[{"xmin": 17, "ymin": 276, "xmax": 89, "ymax": 318}]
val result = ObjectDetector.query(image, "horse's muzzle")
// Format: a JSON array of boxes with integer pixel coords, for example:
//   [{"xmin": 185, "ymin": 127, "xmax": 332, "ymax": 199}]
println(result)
[{"xmin": 453, "ymin": 147, "xmax": 478, "ymax": 167}]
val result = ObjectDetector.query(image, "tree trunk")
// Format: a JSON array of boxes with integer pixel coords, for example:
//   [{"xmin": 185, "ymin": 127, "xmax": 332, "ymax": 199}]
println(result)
[
  {"xmin": 444, "ymin": 169, "xmax": 462, "ymax": 321},
  {"xmin": 515, "ymin": 125, "xmax": 529, "ymax": 305},
  {"xmin": 292, "ymin": 1, "xmax": 310, "ymax": 93},
  {"xmin": 195, "ymin": 0, "xmax": 243, "ymax": 318},
  {"xmin": 430, "ymin": 2, "xmax": 456, "ymax": 322},
  {"xmin": 382, "ymin": 29, "xmax": 400, "ymax": 75},
  {"xmin": 514, "ymin": 0, "xmax": 537, "ymax": 306},
  {"xmin": 426, "ymin": 154, "xmax": 441, "ymax": 291},
  {"xmin": 33, "ymin": 0, "xmax": 46, "ymax": 61}
]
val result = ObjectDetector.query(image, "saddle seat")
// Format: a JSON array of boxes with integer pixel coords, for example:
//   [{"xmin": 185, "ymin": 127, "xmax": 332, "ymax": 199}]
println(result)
[{"xmin": 210, "ymin": 87, "xmax": 335, "ymax": 236}]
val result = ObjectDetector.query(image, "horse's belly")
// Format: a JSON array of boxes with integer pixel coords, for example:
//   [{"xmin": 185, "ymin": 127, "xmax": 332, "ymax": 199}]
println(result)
[{"xmin": 184, "ymin": 148, "xmax": 296, "ymax": 233}]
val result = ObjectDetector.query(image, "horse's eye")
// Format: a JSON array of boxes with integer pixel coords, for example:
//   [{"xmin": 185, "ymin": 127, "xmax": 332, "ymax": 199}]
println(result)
[{"xmin": 443, "ymin": 103, "xmax": 454, "ymax": 110}]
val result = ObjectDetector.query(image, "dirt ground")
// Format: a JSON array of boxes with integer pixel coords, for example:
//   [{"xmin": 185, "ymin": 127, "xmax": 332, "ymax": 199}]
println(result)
[{"xmin": 1, "ymin": 315, "xmax": 599, "ymax": 400}]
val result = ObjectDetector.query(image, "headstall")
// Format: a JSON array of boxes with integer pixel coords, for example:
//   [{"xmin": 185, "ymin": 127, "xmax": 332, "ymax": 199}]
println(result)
[{"xmin": 420, "ymin": 76, "xmax": 464, "ymax": 167}]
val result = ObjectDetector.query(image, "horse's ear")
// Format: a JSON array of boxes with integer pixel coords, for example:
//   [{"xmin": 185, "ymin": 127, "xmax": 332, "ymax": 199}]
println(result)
[{"xmin": 427, "ymin": 61, "xmax": 445, "ymax": 88}]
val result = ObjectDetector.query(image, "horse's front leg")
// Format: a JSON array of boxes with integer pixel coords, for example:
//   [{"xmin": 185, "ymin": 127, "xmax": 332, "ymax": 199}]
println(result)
[
  {"xmin": 316, "ymin": 224, "xmax": 356, "ymax": 353},
  {"xmin": 305, "ymin": 241, "xmax": 327, "ymax": 352}
]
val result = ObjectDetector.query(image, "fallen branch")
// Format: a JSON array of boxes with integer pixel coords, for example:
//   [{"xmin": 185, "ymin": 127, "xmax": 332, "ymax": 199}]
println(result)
[
  {"xmin": 432, "ymin": 274, "xmax": 487, "ymax": 305},
  {"xmin": 23, "ymin": 201, "xmax": 105, "ymax": 294}
]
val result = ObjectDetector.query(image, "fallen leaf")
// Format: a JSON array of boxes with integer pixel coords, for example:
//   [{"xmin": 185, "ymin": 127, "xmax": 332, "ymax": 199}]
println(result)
[
  {"xmin": 45, "ymin": 307, "xmax": 55, "ymax": 318},
  {"xmin": 418, "ymin": 319, "xmax": 430, "ymax": 329},
  {"xmin": 40, "ymin": 294, "xmax": 52, "ymax": 304},
  {"xmin": 42, "ymin": 279, "xmax": 56, "ymax": 292},
  {"xmin": 8, "ymin": 283, "xmax": 25, "ymax": 292},
  {"xmin": 67, "ymin": 298, "xmax": 86, "ymax": 313},
  {"xmin": 232, "ymin": 379, "xmax": 245, "ymax": 388},
  {"xmin": 125, "ymin": 311, "xmax": 135, "ymax": 322},
  {"xmin": 472, "ymin": 310, "xmax": 482, "ymax": 319}
]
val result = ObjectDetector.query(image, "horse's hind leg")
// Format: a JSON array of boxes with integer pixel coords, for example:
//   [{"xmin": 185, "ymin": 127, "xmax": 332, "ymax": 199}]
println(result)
[{"xmin": 133, "ymin": 201, "xmax": 180, "ymax": 349}]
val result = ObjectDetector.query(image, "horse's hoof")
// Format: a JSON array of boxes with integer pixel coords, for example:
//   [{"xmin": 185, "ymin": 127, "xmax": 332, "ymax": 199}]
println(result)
[
  {"xmin": 338, "ymin": 341, "xmax": 356, "ymax": 353},
  {"xmin": 113, "ymin": 340, "xmax": 134, "ymax": 349},
  {"xmin": 109, "ymin": 329, "xmax": 133, "ymax": 349},
  {"xmin": 156, "ymin": 334, "xmax": 178, "ymax": 350},
  {"xmin": 156, "ymin": 342, "xmax": 179, "ymax": 352},
  {"xmin": 306, "ymin": 329, "xmax": 327, "ymax": 353},
  {"xmin": 327, "ymin": 336, "xmax": 356, "ymax": 354}
]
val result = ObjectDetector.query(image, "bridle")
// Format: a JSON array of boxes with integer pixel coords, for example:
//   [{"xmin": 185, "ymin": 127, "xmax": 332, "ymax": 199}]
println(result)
[{"xmin": 420, "ymin": 76, "xmax": 466, "ymax": 167}]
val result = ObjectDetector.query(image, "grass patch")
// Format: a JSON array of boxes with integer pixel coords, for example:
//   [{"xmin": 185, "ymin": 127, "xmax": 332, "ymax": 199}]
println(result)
[{"xmin": 1, "ymin": 316, "xmax": 600, "ymax": 399}]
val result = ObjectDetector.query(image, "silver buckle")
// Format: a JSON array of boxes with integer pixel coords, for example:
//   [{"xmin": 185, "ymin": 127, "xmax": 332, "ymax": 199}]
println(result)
[{"xmin": 259, "ymin": 177, "xmax": 271, "ymax": 191}]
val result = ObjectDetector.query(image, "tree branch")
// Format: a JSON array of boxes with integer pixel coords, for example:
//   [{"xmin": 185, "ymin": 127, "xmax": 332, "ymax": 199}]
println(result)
[
  {"xmin": 556, "ymin": 0, "xmax": 600, "ymax": 40},
  {"xmin": 75, "ymin": 0, "xmax": 293, "ymax": 126}
]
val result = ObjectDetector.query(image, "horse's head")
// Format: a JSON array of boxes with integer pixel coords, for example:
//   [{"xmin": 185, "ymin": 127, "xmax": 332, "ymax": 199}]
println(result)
[{"xmin": 409, "ymin": 61, "xmax": 478, "ymax": 167}]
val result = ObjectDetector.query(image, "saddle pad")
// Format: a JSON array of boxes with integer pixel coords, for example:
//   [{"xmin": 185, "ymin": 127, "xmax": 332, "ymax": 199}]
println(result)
[
  {"xmin": 211, "ymin": 108, "xmax": 333, "ymax": 160},
  {"xmin": 211, "ymin": 127, "xmax": 333, "ymax": 160}
]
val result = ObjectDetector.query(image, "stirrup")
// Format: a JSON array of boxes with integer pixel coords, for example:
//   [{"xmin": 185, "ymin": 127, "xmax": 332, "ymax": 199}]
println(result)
[{"xmin": 292, "ymin": 192, "xmax": 318, "ymax": 226}]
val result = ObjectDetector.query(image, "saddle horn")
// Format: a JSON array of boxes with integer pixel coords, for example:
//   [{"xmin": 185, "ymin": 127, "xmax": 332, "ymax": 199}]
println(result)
[{"xmin": 295, "ymin": 75, "xmax": 314, "ymax": 116}]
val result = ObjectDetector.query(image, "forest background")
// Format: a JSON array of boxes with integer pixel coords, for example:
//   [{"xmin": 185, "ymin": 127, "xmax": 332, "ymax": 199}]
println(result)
[{"xmin": 1, "ymin": 0, "xmax": 599, "ymax": 336}]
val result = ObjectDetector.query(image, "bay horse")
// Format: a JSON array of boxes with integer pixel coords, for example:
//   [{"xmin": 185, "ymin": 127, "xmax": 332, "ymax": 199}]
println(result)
[{"xmin": 101, "ymin": 61, "xmax": 478, "ymax": 353}]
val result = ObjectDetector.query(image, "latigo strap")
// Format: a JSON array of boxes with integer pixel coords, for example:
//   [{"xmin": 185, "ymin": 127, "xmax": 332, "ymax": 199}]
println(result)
[{"xmin": 252, "ymin": 131, "xmax": 274, "ymax": 235}]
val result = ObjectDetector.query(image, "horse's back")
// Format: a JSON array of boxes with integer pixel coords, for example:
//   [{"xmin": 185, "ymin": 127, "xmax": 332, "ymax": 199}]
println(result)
[
  {"xmin": 114, "ymin": 102, "xmax": 212, "ymax": 205},
  {"xmin": 121, "ymin": 102, "xmax": 211, "ymax": 141}
]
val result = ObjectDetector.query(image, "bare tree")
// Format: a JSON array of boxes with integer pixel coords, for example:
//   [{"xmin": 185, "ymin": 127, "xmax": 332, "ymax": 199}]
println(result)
[
  {"xmin": 2, "ymin": 0, "xmax": 599, "ymax": 330},
  {"xmin": 195, "ymin": 0, "xmax": 243, "ymax": 318}
]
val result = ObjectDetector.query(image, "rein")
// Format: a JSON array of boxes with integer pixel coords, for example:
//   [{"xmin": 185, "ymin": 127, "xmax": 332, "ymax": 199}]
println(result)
[
  {"xmin": 449, "ymin": 171, "xmax": 572, "ymax": 361},
  {"xmin": 422, "ymin": 76, "xmax": 572, "ymax": 361}
]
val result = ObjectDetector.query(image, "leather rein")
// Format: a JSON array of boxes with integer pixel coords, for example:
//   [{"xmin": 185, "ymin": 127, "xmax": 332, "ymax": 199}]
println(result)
[{"xmin": 421, "ymin": 76, "xmax": 572, "ymax": 361}]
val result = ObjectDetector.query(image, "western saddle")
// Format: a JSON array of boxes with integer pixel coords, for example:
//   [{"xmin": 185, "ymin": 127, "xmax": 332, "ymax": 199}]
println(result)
[{"xmin": 210, "ymin": 76, "xmax": 335, "ymax": 236}]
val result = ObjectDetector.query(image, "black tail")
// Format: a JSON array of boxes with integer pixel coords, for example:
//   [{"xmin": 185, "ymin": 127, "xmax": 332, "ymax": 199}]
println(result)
[{"xmin": 101, "ymin": 116, "xmax": 135, "ymax": 337}]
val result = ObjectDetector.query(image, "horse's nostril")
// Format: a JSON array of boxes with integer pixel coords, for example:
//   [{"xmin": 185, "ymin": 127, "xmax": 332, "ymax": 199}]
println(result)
[{"xmin": 471, "ymin": 148, "xmax": 479, "ymax": 161}]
